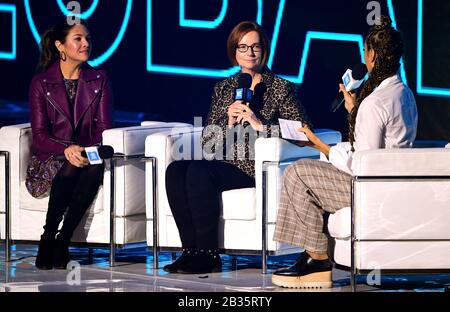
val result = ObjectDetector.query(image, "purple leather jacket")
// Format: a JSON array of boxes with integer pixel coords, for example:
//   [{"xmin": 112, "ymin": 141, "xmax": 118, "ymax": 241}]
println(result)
[{"xmin": 29, "ymin": 62, "xmax": 113, "ymax": 161}]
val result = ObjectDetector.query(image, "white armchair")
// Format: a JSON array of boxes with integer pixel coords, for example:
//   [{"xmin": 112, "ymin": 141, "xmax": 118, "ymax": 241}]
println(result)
[
  {"xmin": 0, "ymin": 121, "xmax": 191, "ymax": 266},
  {"xmin": 144, "ymin": 127, "xmax": 341, "ymax": 272},
  {"xmin": 327, "ymin": 146, "xmax": 450, "ymax": 291}
]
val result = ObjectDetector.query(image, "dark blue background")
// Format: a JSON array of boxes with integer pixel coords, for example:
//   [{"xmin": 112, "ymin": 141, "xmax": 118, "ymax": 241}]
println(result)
[{"xmin": 0, "ymin": 0, "xmax": 449, "ymax": 140}]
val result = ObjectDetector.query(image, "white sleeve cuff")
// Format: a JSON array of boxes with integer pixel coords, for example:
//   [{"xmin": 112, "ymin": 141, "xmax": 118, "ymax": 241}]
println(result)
[{"xmin": 329, "ymin": 143, "xmax": 353, "ymax": 175}]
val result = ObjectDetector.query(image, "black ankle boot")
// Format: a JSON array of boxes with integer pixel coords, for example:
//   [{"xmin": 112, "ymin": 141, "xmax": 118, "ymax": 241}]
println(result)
[
  {"xmin": 163, "ymin": 248, "xmax": 195, "ymax": 273},
  {"xmin": 35, "ymin": 235, "xmax": 55, "ymax": 270},
  {"xmin": 177, "ymin": 249, "xmax": 222, "ymax": 274},
  {"xmin": 53, "ymin": 235, "xmax": 71, "ymax": 270}
]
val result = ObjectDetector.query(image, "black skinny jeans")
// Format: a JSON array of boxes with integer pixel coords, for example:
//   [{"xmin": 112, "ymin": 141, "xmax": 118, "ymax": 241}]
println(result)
[
  {"xmin": 165, "ymin": 160, "xmax": 255, "ymax": 249},
  {"xmin": 42, "ymin": 161, "xmax": 104, "ymax": 242}
]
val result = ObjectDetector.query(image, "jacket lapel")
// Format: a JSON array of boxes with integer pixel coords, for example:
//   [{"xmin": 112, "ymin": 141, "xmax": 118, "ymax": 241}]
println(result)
[
  {"xmin": 44, "ymin": 63, "xmax": 72, "ymax": 122},
  {"xmin": 261, "ymin": 67, "xmax": 274, "ymax": 105},
  {"xmin": 73, "ymin": 68, "xmax": 102, "ymax": 129}
]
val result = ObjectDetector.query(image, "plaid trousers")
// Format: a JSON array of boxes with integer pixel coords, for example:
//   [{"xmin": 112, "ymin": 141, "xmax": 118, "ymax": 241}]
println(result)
[{"xmin": 273, "ymin": 158, "xmax": 352, "ymax": 253}]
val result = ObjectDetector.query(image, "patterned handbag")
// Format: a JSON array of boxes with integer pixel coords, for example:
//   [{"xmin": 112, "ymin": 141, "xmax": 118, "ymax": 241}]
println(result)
[{"xmin": 25, "ymin": 155, "xmax": 63, "ymax": 198}]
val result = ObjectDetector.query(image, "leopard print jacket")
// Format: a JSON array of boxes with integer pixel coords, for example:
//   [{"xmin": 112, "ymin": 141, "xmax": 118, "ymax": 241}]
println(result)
[{"xmin": 201, "ymin": 67, "xmax": 312, "ymax": 178}]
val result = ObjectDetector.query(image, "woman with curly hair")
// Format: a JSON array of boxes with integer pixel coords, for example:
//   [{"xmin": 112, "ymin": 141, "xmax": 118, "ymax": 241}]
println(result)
[{"xmin": 271, "ymin": 16, "xmax": 418, "ymax": 289}]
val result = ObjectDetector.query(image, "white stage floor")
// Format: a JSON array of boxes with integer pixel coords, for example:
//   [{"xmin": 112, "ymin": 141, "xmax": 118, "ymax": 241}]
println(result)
[{"xmin": 1, "ymin": 243, "xmax": 449, "ymax": 292}]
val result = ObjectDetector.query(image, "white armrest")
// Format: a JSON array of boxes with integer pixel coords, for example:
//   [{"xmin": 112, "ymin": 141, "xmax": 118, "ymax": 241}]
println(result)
[
  {"xmin": 0, "ymin": 123, "xmax": 32, "ymax": 160},
  {"xmin": 352, "ymin": 148, "xmax": 450, "ymax": 176},
  {"xmin": 144, "ymin": 127, "xmax": 203, "ymax": 220},
  {"xmin": 351, "ymin": 148, "xmax": 450, "ymax": 242},
  {"xmin": 446, "ymin": 143, "xmax": 450, "ymax": 148},
  {"xmin": 141, "ymin": 121, "xmax": 192, "ymax": 128},
  {"xmin": 0, "ymin": 124, "xmax": 32, "ymax": 216},
  {"xmin": 254, "ymin": 129, "xmax": 341, "ymax": 223},
  {"xmin": 102, "ymin": 123, "xmax": 192, "ymax": 217},
  {"xmin": 104, "ymin": 122, "xmax": 192, "ymax": 155},
  {"xmin": 255, "ymin": 129, "xmax": 342, "ymax": 164}
]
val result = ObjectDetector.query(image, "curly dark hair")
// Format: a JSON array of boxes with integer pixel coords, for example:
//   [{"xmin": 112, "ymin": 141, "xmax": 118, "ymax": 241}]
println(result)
[{"xmin": 348, "ymin": 16, "xmax": 404, "ymax": 151}]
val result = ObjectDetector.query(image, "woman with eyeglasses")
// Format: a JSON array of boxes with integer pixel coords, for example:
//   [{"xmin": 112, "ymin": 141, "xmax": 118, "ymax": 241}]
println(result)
[{"xmin": 163, "ymin": 21, "xmax": 311, "ymax": 274}]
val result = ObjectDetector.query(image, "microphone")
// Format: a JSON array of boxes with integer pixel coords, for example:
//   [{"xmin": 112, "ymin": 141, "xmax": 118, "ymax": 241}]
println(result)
[
  {"xmin": 55, "ymin": 145, "xmax": 114, "ymax": 163},
  {"xmin": 330, "ymin": 63, "xmax": 368, "ymax": 112},
  {"xmin": 234, "ymin": 73, "xmax": 253, "ymax": 105},
  {"xmin": 81, "ymin": 145, "xmax": 114, "ymax": 159}
]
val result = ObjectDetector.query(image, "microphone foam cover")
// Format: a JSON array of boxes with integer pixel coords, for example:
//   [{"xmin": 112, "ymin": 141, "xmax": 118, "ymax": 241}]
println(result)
[{"xmin": 237, "ymin": 73, "xmax": 252, "ymax": 88}]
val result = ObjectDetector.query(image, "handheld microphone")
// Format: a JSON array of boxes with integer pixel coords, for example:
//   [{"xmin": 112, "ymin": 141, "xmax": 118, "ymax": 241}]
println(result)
[
  {"xmin": 234, "ymin": 73, "xmax": 253, "ymax": 105},
  {"xmin": 330, "ymin": 63, "xmax": 368, "ymax": 112},
  {"xmin": 81, "ymin": 145, "xmax": 114, "ymax": 159},
  {"xmin": 55, "ymin": 145, "xmax": 115, "ymax": 164}
]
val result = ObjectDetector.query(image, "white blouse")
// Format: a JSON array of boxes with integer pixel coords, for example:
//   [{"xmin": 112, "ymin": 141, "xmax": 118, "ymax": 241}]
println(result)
[{"xmin": 328, "ymin": 75, "xmax": 418, "ymax": 175}]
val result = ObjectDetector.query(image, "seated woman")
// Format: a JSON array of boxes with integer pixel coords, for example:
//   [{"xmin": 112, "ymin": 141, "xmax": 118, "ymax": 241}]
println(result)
[
  {"xmin": 27, "ymin": 19, "xmax": 113, "ymax": 270},
  {"xmin": 164, "ymin": 21, "xmax": 312, "ymax": 274},
  {"xmin": 271, "ymin": 16, "xmax": 418, "ymax": 288}
]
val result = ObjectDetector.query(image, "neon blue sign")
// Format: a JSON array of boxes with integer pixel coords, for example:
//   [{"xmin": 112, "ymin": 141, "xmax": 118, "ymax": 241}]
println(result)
[
  {"xmin": 146, "ymin": 0, "xmax": 263, "ymax": 78},
  {"xmin": 14, "ymin": 0, "xmax": 448, "ymax": 98},
  {"xmin": 0, "ymin": 3, "xmax": 16, "ymax": 60},
  {"xmin": 23, "ymin": 0, "xmax": 132, "ymax": 67},
  {"xmin": 179, "ymin": 0, "xmax": 228, "ymax": 29},
  {"xmin": 416, "ymin": 0, "xmax": 450, "ymax": 97}
]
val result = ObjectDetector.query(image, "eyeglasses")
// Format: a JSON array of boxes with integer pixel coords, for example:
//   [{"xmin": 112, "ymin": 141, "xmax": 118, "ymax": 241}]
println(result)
[{"xmin": 236, "ymin": 43, "xmax": 263, "ymax": 53}]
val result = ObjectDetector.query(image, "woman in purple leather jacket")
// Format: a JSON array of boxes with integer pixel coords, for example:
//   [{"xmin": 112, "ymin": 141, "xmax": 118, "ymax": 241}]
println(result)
[{"xmin": 27, "ymin": 19, "xmax": 113, "ymax": 270}]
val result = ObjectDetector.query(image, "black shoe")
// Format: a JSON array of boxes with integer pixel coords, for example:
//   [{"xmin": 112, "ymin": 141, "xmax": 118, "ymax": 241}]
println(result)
[
  {"xmin": 35, "ymin": 235, "xmax": 55, "ymax": 270},
  {"xmin": 272, "ymin": 252, "xmax": 333, "ymax": 289},
  {"xmin": 163, "ymin": 248, "xmax": 195, "ymax": 273},
  {"xmin": 177, "ymin": 249, "xmax": 222, "ymax": 274},
  {"xmin": 53, "ymin": 235, "xmax": 71, "ymax": 270}
]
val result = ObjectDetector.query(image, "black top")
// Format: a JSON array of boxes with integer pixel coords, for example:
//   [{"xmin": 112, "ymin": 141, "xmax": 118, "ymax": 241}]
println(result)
[{"xmin": 63, "ymin": 78, "xmax": 78, "ymax": 107}]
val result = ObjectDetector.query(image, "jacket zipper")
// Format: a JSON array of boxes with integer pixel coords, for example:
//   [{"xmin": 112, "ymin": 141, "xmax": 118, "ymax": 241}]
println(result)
[{"xmin": 45, "ymin": 93, "xmax": 71, "ymax": 125}]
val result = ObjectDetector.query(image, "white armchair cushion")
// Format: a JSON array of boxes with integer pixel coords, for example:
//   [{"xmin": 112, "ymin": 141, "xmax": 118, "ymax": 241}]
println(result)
[
  {"xmin": 221, "ymin": 188, "xmax": 256, "ymax": 220},
  {"xmin": 144, "ymin": 126, "xmax": 202, "ymax": 220},
  {"xmin": 141, "ymin": 121, "xmax": 190, "ymax": 127},
  {"xmin": 331, "ymin": 147, "xmax": 450, "ymax": 270},
  {"xmin": 102, "ymin": 123, "xmax": 192, "ymax": 217},
  {"xmin": 145, "ymin": 127, "xmax": 342, "ymax": 251},
  {"xmin": 0, "ymin": 122, "xmax": 191, "ymax": 243},
  {"xmin": 333, "ymin": 238, "xmax": 450, "ymax": 269},
  {"xmin": 328, "ymin": 206, "xmax": 351, "ymax": 239},
  {"xmin": 353, "ymin": 148, "xmax": 450, "ymax": 176}
]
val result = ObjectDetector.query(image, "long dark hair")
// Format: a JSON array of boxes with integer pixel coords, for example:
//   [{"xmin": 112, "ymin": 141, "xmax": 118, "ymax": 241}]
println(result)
[
  {"xmin": 37, "ymin": 19, "xmax": 87, "ymax": 72},
  {"xmin": 348, "ymin": 16, "xmax": 404, "ymax": 150}
]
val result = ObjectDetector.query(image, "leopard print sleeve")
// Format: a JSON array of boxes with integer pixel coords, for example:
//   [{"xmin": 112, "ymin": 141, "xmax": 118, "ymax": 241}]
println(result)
[
  {"xmin": 280, "ymin": 82, "xmax": 313, "ymax": 130},
  {"xmin": 201, "ymin": 81, "xmax": 230, "ymax": 160},
  {"xmin": 260, "ymin": 78, "xmax": 313, "ymax": 137}
]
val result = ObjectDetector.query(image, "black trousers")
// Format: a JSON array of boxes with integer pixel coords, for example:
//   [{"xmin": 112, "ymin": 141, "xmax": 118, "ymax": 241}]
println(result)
[
  {"xmin": 42, "ymin": 161, "xmax": 104, "ymax": 242},
  {"xmin": 165, "ymin": 160, "xmax": 255, "ymax": 249}
]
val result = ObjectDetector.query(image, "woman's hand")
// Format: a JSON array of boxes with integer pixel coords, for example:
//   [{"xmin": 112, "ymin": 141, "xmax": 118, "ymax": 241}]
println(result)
[
  {"xmin": 64, "ymin": 145, "xmax": 89, "ymax": 167},
  {"xmin": 297, "ymin": 126, "xmax": 331, "ymax": 157},
  {"xmin": 339, "ymin": 84, "xmax": 358, "ymax": 113},
  {"xmin": 235, "ymin": 103, "xmax": 263, "ymax": 131},
  {"xmin": 227, "ymin": 100, "xmax": 244, "ymax": 127}
]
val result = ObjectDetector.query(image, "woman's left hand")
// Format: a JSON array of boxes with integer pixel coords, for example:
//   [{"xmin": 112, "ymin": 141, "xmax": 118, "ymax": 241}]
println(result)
[
  {"xmin": 297, "ymin": 126, "xmax": 320, "ymax": 147},
  {"xmin": 235, "ymin": 104, "xmax": 263, "ymax": 131},
  {"xmin": 297, "ymin": 126, "xmax": 331, "ymax": 156}
]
